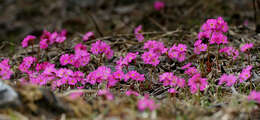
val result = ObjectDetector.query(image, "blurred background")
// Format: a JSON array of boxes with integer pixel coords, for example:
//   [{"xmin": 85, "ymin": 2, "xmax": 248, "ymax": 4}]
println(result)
[{"xmin": 0, "ymin": 0, "xmax": 257, "ymax": 56}]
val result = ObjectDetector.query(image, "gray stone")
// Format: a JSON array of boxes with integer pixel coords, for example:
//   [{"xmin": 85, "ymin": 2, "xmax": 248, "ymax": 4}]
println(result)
[{"xmin": 0, "ymin": 81, "xmax": 20, "ymax": 108}]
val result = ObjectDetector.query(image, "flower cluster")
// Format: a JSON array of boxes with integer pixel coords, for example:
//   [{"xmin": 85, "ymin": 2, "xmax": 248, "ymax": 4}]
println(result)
[
  {"xmin": 22, "ymin": 35, "xmax": 36, "ymax": 48},
  {"xmin": 138, "ymin": 94, "xmax": 157, "ymax": 111},
  {"xmin": 197, "ymin": 17, "xmax": 229, "ymax": 53},
  {"xmin": 125, "ymin": 70, "xmax": 145, "ymax": 82},
  {"xmin": 154, "ymin": 1, "xmax": 165, "ymax": 11},
  {"xmin": 168, "ymin": 44, "xmax": 187, "ymax": 62},
  {"xmin": 134, "ymin": 25, "xmax": 144, "ymax": 42},
  {"xmin": 159, "ymin": 72, "xmax": 185, "ymax": 88},
  {"xmin": 116, "ymin": 52, "xmax": 139, "ymax": 70},
  {"xmin": 248, "ymin": 91, "xmax": 260, "ymax": 104},
  {"xmin": 82, "ymin": 32, "xmax": 94, "ymax": 41},
  {"xmin": 86, "ymin": 66, "xmax": 112, "ymax": 85},
  {"xmin": 39, "ymin": 30, "xmax": 67, "ymax": 49},
  {"xmin": 239, "ymin": 65, "xmax": 252, "ymax": 83},
  {"xmin": 219, "ymin": 46, "xmax": 239, "ymax": 60},
  {"xmin": 143, "ymin": 40, "xmax": 167, "ymax": 55},
  {"xmin": 194, "ymin": 39, "xmax": 207, "ymax": 55},
  {"xmin": 90, "ymin": 40, "xmax": 114, "ymax": 59},
  {"xmin": 141, "ymin": 51, "xmax": 160, "ymax": 66},
  {"xmin": 182, "ymin": 63, "xmax": 199, "ymax": 77},
  {"xmin": 60, "ymin": 43, "xmax": 90, "ymax": 68},
  {"xmin": 19, "ymin": 56, "xmax": 37, "ymax": 73},
  {"xmin": 188, "ymin": 73, "xmax": 208, "ymax": 94},
  {"xmin": 0, "ymin": 59, "xmax": 13, "ymax": 80},
  {"xmin": 218, "ymin": 74, "xmax": 237, "ymax": 86},
  {"xmin": 240, "ymin": 43, "xmax": 253, "ymax": 52}
]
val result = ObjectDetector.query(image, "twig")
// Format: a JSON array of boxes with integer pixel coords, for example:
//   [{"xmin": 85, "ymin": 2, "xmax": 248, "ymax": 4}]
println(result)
[
  {"xmin": 87, "ymin": 13, "xmax": 104, "ymax": 37},
  {"xmin": 149, "ymin": 17, "xmax": 167, "ymax": 32}
]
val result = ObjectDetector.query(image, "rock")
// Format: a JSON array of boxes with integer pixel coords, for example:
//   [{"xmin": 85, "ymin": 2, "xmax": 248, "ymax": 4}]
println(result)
[{"xmin": 0, "ymin": 81, "xmax": 20, "ymax": 108}]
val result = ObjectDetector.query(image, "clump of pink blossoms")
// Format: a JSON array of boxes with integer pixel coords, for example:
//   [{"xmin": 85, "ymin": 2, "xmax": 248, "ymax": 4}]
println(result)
[
  {"xmin": 60, "ymin": 43, "xmax": 90, "ymax": 68},
  {"xmin": 90, "ymin": 40, "xmax": 114, "ymax": 59},
  {"xmin": 239, "ymin": 65, "xmax": 253, "ymax": 83},
  {"xmin": 141, "ymin": 51, "xmax": 160, "ymax": 66},
  {"xmin": 167, "ymin": 44, "xmax": 187, "ymax": 62},
  {"xmin": 240, "ymin": 43, "xmax": 253, "ymax": 52},
  {"xmin": 143, "ymin": 40, "xmax": 167, "ymax": 55},
  {"xmin": 193, "ymin": 39, "xmax": 207, "ymax": 55},
  {"xmin": 125, "ymin": 70, "xmax": 145, "ymax": 82},
  {"xmin": 0, "ymin": 59, "xmax": 13, "ymax": 80},
  {"xmin": 159, "ymin": 72, "xmax": 185, "ymax": 88},
  {"xmin": 188, "ymin": 73, "xmax": 208, "ymax": 94},
  {"xmin": 248, "ymin": 91, "xmax": 260, "ymax": 104},
  {"xmin": 22, "ymin": 35, "xmax": 36, "ymax": 48},
  {"xmin": 218, "ymin": 74, "xmax": 237, "ymax": 86},
  {"xmin": 154, "ymin": 1, "xmax": 165, "ymax": 11},
  {"xmin": 138, "ymin": 94, "xmax": 158, "ymax": 111},
  {"xmin": 116, "ymin": 52, "xmax": 139, "ymax": 70},
  {"xmin": 85, "ymin": 66, "xmax": 112, "ymax": 85},
  {"xmin": 19, "ymin": 56, "xmax": 37, "ymax": 73},
  {"xmin": 195, "ymin": 16, "xmax": 229, "ymax": 54},
  {"xmin": 134, "ymin": 25, "xmax": 144, "ymax": 42},
  {"xmin": 219, "ymin": 46, "xmax": 239, "ymax": 60},
  {"xmin": 181, "ymin": 63, "xmax": 200, "ymax": 77},
  {"xmin": 82, "ymin": 32, "xmax": 94, "ymax": 41},
  {"xmin": 39, "ymin": 29, "xmax": 67, "ymax": 49}
]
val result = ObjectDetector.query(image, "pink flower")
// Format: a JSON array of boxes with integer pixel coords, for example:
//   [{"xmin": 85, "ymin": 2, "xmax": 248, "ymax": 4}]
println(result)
[
  {"xmin": 68, "ymin": 77, "xmax": 77, "ymax": 85},
  {"xmin": 239, "ymin": 66, "xmax": 253, "ymax": 83},
  {"xmin": 74, "ymin": 43, "xmax": 87, "ymax": 52},
  {"xmin": 86, "ymin": 66, "xmax": 112, "ymax": 85},
  {"xmin": 113, "ymin": 70, "xmax": 125, "ymax": 80},
  {"xmin": 188, "ymin": 74, "xmax": 208, "ymax": 94},
  {"xmin": 159, "ymin": 72, "xmax": 185, "ymax": 88},
  {"xmin": 159, "ymin": 72, "xmax": 174, "ymax": 86},
  {"xmin": 219, "ymin": 46, "xmax": 239, "ymax": 60},
  {"xmin": 125, "ymin": 70, "xmax": 145, "ymax": 82},
  {"xmin": 22, "ymin": 35, "xmax": 36, "ymax": 48},
  {"xmin": 184, "ymin": 67, "xmax": 199, "ymax": 77},
  {"xmin": 141, "ymin": 51, "xmax": 160, "ymax": 66},
  {"xmin": 134, "ymin": 25, "xmax": 144, "ymax": 42},
  {"xmin": 168, "ymin": 44, "xmax": 187, "ymax": 62},
  {"xmin": 124, "ymin": 52, "xmax": 138, "ymax": 63},
  {"xmin": 39, "ymin": 39, "xmax": 49, "ymax": 49},
  {"xmin": 97, "ymin": 89, "xmax": 114, "ymax": 100},
  {"xmin": 218, "ymin": 74, "xmax": 237, "ymax": 86},
  {"xmin": 216, "ymin": 17, "xmax": 229, "ymax": 32},
  {"xmin": 138, "ymin": 94, "xmax": 157, "ymax": 111},
  {"xmin": 168, "ymin": 88, "xmax": 177, "ymax": 94},
  {"xmin": 19, "ymin": 56, "xmax": 37, "ymax": 73},
  {"xmin": 83, "ymin": 32, "xmax": 94, "ymax": 41},
  {"xmin": 125, "ymin": 90, "xmax": 140, "ymax": 96},
  {"xmin": 60, "ymin": 54, "xmax": 71, "ymax": 66},
  {"xmin": 0, "ymin": 59, "xmax": 13, "ymax": 80},
  {"xmin": 240, "ymin": 43, "xmax": 253, "ymax": 52},
  {"xmin": 207, "ymin": 19, "xmax": 217, "ymax": 30},
  {"xmin": 194, "ymin": 40, "xmax": 208, "ymax": 55},
  {"xmin": 90, "ymin": 40, "xmax": 114, "ymax": 59},
  {"xmin": 154, "ymin": 1, "xmax": 165, "ymax": 11},
  {"xmin": 248, "ymin": 91, "xmax": 260, "ymax": 104},
  {"xmin": 55, "ymin": 29, "xmax": 67, "ymax": 43},
  {"xmin": 209, "ymin": 32, "xmax": 228, "ymax": 45}
]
